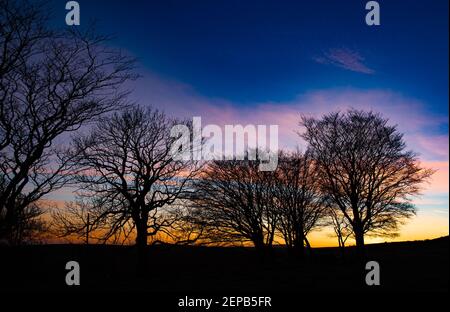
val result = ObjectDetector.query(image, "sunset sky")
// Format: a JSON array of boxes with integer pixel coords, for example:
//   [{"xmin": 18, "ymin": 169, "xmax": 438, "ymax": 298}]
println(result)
[{"xmin": 49, "ymin": 0, "xmax": 448, "ymax": 246}]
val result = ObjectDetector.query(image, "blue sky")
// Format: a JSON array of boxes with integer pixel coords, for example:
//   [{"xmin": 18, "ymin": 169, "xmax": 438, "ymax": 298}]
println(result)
[
  {"xmin": 56, "ymin": 0, "xmax": 449, "ymax": 116},
  {"xmin": 49, "ymin": 0, "xmax": 448, "ymax": 243}
]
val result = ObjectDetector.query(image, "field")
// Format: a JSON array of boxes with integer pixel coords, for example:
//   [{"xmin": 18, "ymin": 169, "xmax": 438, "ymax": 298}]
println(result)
[{"xmin": 0, "ymin": 237, "xmax": 447, "ymax": 293}]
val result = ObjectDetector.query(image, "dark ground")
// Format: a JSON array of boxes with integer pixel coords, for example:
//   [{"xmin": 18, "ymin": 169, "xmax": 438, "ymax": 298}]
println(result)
[{"xmin": 0, "ymin": 237, "xmax": 448, "ymax": 293}]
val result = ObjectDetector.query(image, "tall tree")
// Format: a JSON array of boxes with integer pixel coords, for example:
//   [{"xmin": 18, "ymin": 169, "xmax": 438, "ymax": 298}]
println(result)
[
  {"xmin": 57, "ymin": 106, "xmax": 200, "ymax": 273},
  {"xmin": 0, "ymin": 0, "xmax": 135, "ymax": 243},
  {"xmin": 301, "ymin": 110, "xmax": 434, "ymax": 253}
]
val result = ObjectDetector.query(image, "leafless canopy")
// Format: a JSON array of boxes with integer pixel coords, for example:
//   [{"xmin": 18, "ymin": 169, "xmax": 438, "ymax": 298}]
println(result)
[
  {"xmin": 0, "ymin": 0, "xmax": 136, "ymax": 243},
  {"xmin": 273, "ymin": 150, "xmax": 327, "ymax": 254},
  {"xmin": 187, "ymin": 152, "xmax": 280, "ymax": 249},
  {"xmin": 54, "ymin": 106, "xmax": 202, "ymax": 250},
  {"xmin": 301, "ymin": 110, "xmax": 434, "ymax": 250}
]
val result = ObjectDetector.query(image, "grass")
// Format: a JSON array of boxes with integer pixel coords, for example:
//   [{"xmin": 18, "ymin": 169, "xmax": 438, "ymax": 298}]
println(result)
[{"xmin": 0, "ymin": 236, "xmax": 447, "ymax": 292}]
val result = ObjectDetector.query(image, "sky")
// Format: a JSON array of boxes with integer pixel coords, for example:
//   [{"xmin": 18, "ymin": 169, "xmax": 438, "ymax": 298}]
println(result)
[{"xmin": 49, "ymin": 0, "xmax": 449, "ymax": 246}]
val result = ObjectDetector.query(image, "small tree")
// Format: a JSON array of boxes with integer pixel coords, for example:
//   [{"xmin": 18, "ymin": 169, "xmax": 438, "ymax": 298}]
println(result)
[
  {"xmin": 57, "ymin": 106, "xmax": 200, "ymax": 274},
  {"xmin": 188, "ymin": 153, "xmax": 279, "ymax": 249},
  {"xmin": 274, "ymin": 150, "xmax": 326, "ymax": 257},
  {"xmin": 328, "ymin": 204, "xmax": 353, "ymax": 252},
  {"xmin": 301, "ymin": 110, "xmax": 434, "ymax": 254}
]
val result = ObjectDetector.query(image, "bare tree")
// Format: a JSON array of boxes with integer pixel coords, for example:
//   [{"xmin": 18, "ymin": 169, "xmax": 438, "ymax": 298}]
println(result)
[
  {"xmin": 188, "ymin": 153, "xmax": 279, "ymax": 249},
  {"xmin": 328, "ymin": 204, "xmax": 353, "ymax": 252},
  {"xmin": 274, "ymin": 150, "xmax": 326, "ymax": 257},
  {"xmin": 4, "ymin": 198, "xmax": 49, "ymax": 245},
  {"xmin": 55, "ymin": 106, "xmax": 201, "ymax": 273},
  {"xmin": 0, "ymin": 0, "xmax": 136, "ymax": 243},
  {"xmin": 301, "ymin": 110, "xmax": 434, "ymax": 254}
]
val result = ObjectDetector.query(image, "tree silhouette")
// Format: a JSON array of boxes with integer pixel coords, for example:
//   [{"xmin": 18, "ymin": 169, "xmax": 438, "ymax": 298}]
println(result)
[
  {"xmin": 55, "ymin": 106, "xmax": 201, "ymax": 273},
  {"xmin": 328, "ymin": 204, "xmax": 353, "ymax": 253},
  {"xmin": 188, "ymin": 153, "xmax": 279, "ymax": 249},
  {"xmin": 274, "ymin": 150, "xmax": 326, "ymax": 257},
  {"xmin": 0, "ymin": 0, "xmax": 135, "ymax": 243},
  {"xmin": 301, "ymin": 110, "xmax": 434, "ymax": 254}
]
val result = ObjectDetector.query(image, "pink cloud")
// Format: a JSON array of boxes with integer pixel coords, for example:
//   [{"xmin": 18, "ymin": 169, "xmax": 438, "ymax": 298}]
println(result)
[
  {"xmin": 420, "ymin": 161, "xmax": 449, "ymax": 195},
  {"xmin": 313, "ymin": 48, "xmax": 375, "ymax": 74},
  {"xmin": 415, "ymin": 135, "xmax": 449, "ymax": 160},
  {"xmin": 133, "ymin": 73, "xmax": 448, "ymax": 165},
  {"xmin": 132, "ymin": 73, "xmax": 450, "ymax": 201}
]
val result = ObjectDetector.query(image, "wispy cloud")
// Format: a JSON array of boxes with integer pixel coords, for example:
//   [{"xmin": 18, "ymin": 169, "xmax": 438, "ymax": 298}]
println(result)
[
  {"xmin": 313, "ymin": 48, "xmax": 375, "ymax": 74},
  {"xmin": 130, "ymin": 72, "xmax": 448, "ymax": 203},
  {"xmin": 132, "ymin": 72, "xmax": 447, "ymax": 160}
]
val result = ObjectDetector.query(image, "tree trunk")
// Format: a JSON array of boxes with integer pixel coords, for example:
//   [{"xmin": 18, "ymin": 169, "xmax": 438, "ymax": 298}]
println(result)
[
  {"xmin": 304, "ymin": 236, "xmax": 311, "ymax": 253},
  {"xmin": 354, "ymin": 227, "xmax": 365, "ymax": 259},
  {"xmin": 293, "ymin": 231, "xmax": 306, "ymax": 259},
  {"xmin": 252, "ymin": 235, "xmax": 266, "ymax": 250},
  {"xmin": 135, "ymin": 222, "xmax": 148, "ymax": 277},
  {"xmin": 252, "ymin": 234, "xmax": 270, "ymax": 262},
  {"xmin": 337, "ymin": 236, "xmax": 345, "ymax": 259}
]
